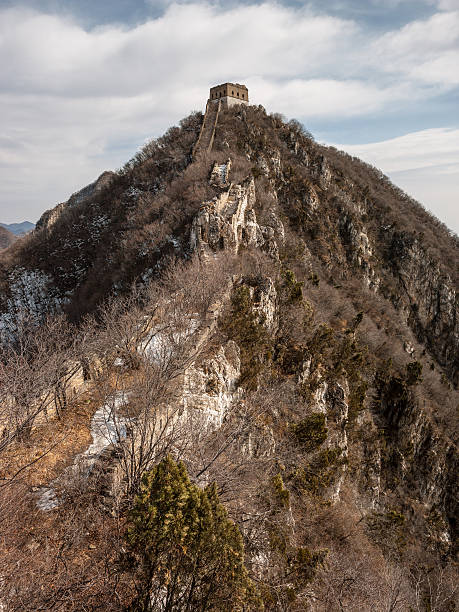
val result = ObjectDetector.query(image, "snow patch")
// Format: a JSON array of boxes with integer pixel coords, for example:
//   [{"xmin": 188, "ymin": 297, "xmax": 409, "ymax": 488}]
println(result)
[{"xmin": 36, "ymin": 393, "xmax": 130, "ymax": 511}]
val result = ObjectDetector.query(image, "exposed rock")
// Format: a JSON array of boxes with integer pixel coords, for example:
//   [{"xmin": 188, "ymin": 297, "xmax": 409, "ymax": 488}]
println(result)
[
  {"xmin": 376, "ymin": 383, "xmax": 458, "ymax": 546},
  {"xmin": 404, "ymin": 340, "xmax": 415, "ymax": 355},
  {"xmin": 388, "ymin": 234, "xmax": 458, "ymax": 384},
  {"xmin": 339, "ymin": 211, "xmax": 380, "ymax": 290},
  {"xmin": 239, "ymin": 418, "xmax": 276, "ymax": 458},
  {"xmin": 305, "ymin": 184, "xmax": 320, "ymax": 212},
  {"xmin": 36, "ymin": 171, "xmax": 114, "ymax": 231},
  {"xmin": 242, "ymin": 276, "xmax": 278, "ymax": 332},
  {"xmin": 190, "ymin": 175, "xmax": 281, "ymax": 259},
  {"xmin": 182, "ymin": 340, "xmax": 241, "ymax": 431},
  {"xmin": 325, "ymin": 382, "xmax": 349, "ymax": 503},
  {"xmin": 210, "ymin": 159, "xmax": 231, "ymax": 187},
  {"xmin": 360, "ymin": 422, "xmax": 383, "ymax": 510},
  {"xmin": 265, "ymin": 209, "xmax": 285, "ymax": 245}
]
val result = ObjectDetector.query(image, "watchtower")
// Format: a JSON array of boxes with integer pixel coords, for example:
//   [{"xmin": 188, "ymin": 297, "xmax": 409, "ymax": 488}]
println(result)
[{"xmin": 209, "ymin": 83, "xmax": 249, "ymax": 108}]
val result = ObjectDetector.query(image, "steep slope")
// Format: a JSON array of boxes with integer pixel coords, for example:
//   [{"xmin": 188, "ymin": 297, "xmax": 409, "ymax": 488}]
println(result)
[
  {"xmin": 1, "ymin": 105, "xmax": 457, "ymax": 382},
  {"xmin": 0, "ymin": 103, "xmax": 457, "ymax": 610}
]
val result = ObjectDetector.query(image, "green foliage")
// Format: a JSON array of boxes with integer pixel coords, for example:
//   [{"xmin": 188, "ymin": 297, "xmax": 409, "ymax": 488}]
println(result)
[
  {"xmin": 293, "ymin": 547, "xmax": 327, "ymax": 583},
  {"xmin": 282, "ymin": 268, "xmax": 303, "ymax": 303},
  {"xmin": 221, "ymin": 284, "xmax": 272, "ymax": 390},
  {"xmin": 348, "ymin": 379, "xmax": 368, "ymax": 423},
  {"xmin": 279, "ymin": 237, "xmax": 306, "ymax": 263},
  {"xmin": 309, "ymin": 272, "xmax": 320, "ymax": 287},
  {"xmin": 266, "ymin": 526, "xmax": 327, "ymax": 605},
  {"xmin": 307, "ymin": 324, "xmax": 335, "ymax": 360},
  {"xmin": 292, "ymin": 447, "xmax": 344, "ymax": 495},
  {"xmin": 125, "ymin": 456, "xmax": 260, "ymax": 611},
  {"xmin": 275, "ymin": 342, "xmax": 307, "ymax": 375},
  {"xmin": 268, "ymin": 525, "xmax": 288, "ymax": 556},
  {"xmin": 271, "ymin": 473, "xmax": 290, "ymax": 508},
  {"xmin": 291, "ymin": 413, "xmax": 328, "ymax": 451}
]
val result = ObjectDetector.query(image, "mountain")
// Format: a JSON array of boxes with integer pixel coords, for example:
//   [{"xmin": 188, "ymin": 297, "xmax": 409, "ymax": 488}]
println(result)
[
  {"xmin": 0, "ymin": 105, "xmax": 457, "ymax": 611},
  {"xmin": 0, "ymin": 225, "xmax": 16, "ymax": 249},
  {"xmin": 0, "ymin": 220, "xmax": 35, "ymax": 235}
]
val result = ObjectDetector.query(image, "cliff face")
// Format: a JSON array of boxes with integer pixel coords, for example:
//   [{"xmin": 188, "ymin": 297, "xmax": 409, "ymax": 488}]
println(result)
[
  {"xmin": 387, "ymin": 233, "xmax": 458, "ymax": 384},
  {"xmin": 178, "ymin": 142, "xmax": 457, "ymax": 564},
  {"xmin": 1, "ymin": 105, "xmax": 457, "ymax": 610}
]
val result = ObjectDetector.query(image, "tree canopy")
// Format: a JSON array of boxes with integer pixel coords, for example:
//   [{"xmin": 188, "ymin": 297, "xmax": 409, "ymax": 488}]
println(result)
[{"xmin": 126, "ymin": 455, "xmax": 260, "ymax": 611}]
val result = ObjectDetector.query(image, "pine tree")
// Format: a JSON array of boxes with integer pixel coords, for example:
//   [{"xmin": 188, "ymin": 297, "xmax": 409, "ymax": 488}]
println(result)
[{"xmin": 125, "ymin": 455, "xmax": 261, "ymax": 611}]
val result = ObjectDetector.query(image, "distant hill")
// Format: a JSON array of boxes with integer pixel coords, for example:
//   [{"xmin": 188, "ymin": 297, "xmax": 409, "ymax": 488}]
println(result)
[
  {"xmin": 0, "ymin": 221, "xmax": 35, "ymax": 236},
  {"xmin": 0, "ymin": 226, "xmax": 16, "ymax": 249}
]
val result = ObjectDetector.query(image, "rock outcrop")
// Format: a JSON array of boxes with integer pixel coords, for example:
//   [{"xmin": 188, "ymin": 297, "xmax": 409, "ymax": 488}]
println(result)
[
  {"xmin": 388, "ymin": 233, "xmax": 458, "ymax": 385},
  {"xmin": 2, "ymin": 103, "xmax": 457, "ymax": 612},
  {"xmin": 190, "ymin": 163, "xmax": 282, "ymax": 259},
  {"xmin": 182, "ymin": 340, "xmax": 241, "ymax": 431},
  {"xmin": 36, "ymin": 171, "xmax": 114, "ymax": 232}
]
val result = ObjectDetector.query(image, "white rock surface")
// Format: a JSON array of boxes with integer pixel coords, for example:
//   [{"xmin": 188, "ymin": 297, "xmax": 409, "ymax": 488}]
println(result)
[{"xmin": 36, "ymin": 393, "xmax": 129, "ymax": 511}]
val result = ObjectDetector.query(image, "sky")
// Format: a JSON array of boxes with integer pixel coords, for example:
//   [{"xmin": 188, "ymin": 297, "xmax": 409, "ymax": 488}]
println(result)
[{"xmin": 0, "ymin": 0, "xmax": 458, "ymax": 233}]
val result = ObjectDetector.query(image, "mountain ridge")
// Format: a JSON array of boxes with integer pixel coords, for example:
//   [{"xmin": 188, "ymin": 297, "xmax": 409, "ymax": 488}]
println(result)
[
  {"xmin": 1, "ymin": 105, "xmax": 456, "ymax": 382},
  {"xmin": 0, "ymin": 220, "xmax": 35, "ymax": 236},
  {"xmin": 0, "ymin": 103, "xmax": 457, "ymax": 611}
]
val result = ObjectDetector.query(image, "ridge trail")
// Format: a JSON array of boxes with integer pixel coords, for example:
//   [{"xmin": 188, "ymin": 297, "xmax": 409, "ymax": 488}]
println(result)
[{"xmin": 192, "ymin": 100, "xmax": 221, "ymax": 159}]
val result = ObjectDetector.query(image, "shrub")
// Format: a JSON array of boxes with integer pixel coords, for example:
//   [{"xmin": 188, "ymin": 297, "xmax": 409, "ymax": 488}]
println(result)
[
  {"xmin": 292, "ymin": 413, "xmax": 328, "ymax": 451},
  {"xmin": 125, "ymin": 456, "xmax": 260, "ymax": 611},
  {"xmin": 271, "ymin": 473, "xmax": 290, "ymax": 508},
  {"xmin": 221, "ymin": 284, "xmax": 272, "ymax": 389},
  {"xmin": 282, "ymin": 268, "xmax": 303, "ymax": 303}
]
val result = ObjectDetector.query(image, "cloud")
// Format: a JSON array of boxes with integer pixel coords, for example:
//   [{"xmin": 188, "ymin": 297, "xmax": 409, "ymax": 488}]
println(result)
[
  {"xmin": 334, "ymin": 128, "xmax": 459, "ymax": 232},
  {"xmin": 250, "ymin": 77, "xmax": 412, "ymax": 118},
  {"xmin": 0, "ymin": 4, "xmax": 358, "ymax": 96},
  {"xmin": 0, "ymin": 2, "xmax": 458, "ymax": 227},
  {"xmin": 335, "ymin": 127, "xmax": 459, "ymax": 172},
  {"xmin": 372, "ymin": 10, "xmax": 459, "ymax": 86},
  {"xmin": 437, "ymin": 0, "xmax": 459, "ymax": 9}
]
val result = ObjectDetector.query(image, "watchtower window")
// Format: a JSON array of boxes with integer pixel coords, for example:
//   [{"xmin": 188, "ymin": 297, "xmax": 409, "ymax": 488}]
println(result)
[
  {"xmin": 242, "ymin": 94, "xmax": 245, "ymax": 99},
  {"xmin": 232, "ymin": 90, "xmax": 234, "ymax": 95},
  {"xmin": 237, "ymin": 92, "xmax": 239, "ymax": 96}
]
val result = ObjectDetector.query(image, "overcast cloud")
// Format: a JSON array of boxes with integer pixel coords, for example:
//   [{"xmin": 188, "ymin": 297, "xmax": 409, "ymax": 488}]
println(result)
[{"xmin": 0, "ymin": 0, "xmax": 458, "ymax": 233}]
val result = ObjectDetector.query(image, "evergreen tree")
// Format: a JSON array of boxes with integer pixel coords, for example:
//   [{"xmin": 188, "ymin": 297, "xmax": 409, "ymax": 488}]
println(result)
[{"xmin": 125, "ymin": 456, "xmax": 261, "ymax": 611}]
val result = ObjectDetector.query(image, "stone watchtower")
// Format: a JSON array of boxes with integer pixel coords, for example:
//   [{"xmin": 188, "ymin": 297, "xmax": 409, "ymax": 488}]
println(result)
[{"xmin": 209, "ymin": 82, "xmax": 249, "ymax": 108}]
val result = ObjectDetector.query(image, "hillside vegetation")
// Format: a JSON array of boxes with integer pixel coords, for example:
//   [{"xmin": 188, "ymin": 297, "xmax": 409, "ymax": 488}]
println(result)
[
  {"xmin": 0, "ymin": 226, "xmax": 16, "ymax": 250},
  {"xmin": 0, "ymin": 104, "xmax": 457, "ymax": 611}
]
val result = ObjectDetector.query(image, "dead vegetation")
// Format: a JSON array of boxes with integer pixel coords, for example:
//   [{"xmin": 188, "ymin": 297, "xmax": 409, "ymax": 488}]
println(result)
[{"xmin": 0, "ymin": 106, "xmax": 457, "ymax": 610}]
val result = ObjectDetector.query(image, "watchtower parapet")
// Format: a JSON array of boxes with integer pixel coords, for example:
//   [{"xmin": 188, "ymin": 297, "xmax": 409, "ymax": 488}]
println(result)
[{"xmin": 209, "ymin": 82, "xmax": 249, "ymax": 108}]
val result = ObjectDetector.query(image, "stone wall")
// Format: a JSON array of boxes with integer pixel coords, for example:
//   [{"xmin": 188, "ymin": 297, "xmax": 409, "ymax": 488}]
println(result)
[{"xmin": 209, "ymin": 82, "xmax": 248, "ymax": 104}]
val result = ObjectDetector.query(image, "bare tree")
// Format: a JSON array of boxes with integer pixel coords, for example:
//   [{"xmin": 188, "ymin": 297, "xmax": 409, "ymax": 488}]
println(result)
[
  {"xmin": 412, "ymin": 565, "xmax": 458, "ymax": 612},
  {"xmin": 0, "ymin": 314, "xmax": 84, "ymax": 489},
  {"xmin": 86, "ymin": 254, "xmax": 235, "ymax": 495}
]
